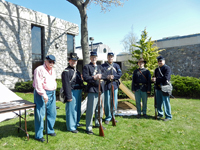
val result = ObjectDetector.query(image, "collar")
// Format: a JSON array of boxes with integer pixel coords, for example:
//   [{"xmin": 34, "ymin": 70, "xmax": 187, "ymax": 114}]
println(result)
[
  {"xmin": 139, "ymin": 67, "xmax": 145, "ymax": 70},
  {"xmin": 43, "ymin": 64, "xmax": 52, "ymax": 74},
  {"xmin": 107, "ymin": 61, "xmax": 113, "ymax": 65},
  {"xmin": 89, "ymin": 62, "xmax": 97, "ymax": 66},
  {"xmin": 67, "ymin": 65, "xmax": 75, "ymax": 70}
]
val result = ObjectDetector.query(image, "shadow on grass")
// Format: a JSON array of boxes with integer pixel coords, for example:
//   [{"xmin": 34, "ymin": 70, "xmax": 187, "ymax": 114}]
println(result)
[
  {"xmin": 54, "ymin": 114, "xmax": 87, "ymax": 134},
  {"xmin": 0, "ymin": 119, "xmax": 35, "ymax": 140},
  {"xmin": 117, "ymin": 114, "xmax": 156, "ymax": 120}
]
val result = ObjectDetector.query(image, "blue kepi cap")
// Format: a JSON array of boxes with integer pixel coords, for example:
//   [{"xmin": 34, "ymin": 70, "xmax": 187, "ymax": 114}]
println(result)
[
  {"xmin": 46, "ymin": 55, "xmax": 56, "ymax": 61},
  {"xmin": 107, "ymin": 52, "xmax": 114, "ymax": 56},
  {"xmin": 90, "ymin": 51, "xmax": 97, "ymax": 56},
  {"xmin": 157, "ymin": 56, "xmax": 165, "ymax": 61}
]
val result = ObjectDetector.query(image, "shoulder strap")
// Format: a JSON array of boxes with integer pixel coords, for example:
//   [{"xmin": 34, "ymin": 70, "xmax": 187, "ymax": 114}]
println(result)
[
  {"xmin": 138, "ymin": 69, "xmax": 147, "ymax": 81},
  {"xmin": 158, "ymin": 67, "xmax": 170, "ymax": 84},
  {"xmin": 64, "ymin": 68, "xmax": 77, "ymax": 82},
  {"xmin": 70, "ymin": 68, "xmax": 77, "ymax": 83},
  {"xmin": 93, "ymin": 65, "xmax": 98, "ymax": 76},
  {"xmin": 106, "ymin": 62, "xmax": 117, "ymax": 73},
  {"xmin": 158, "ymin": 67, "xmax": 163, "ymax": 77}
]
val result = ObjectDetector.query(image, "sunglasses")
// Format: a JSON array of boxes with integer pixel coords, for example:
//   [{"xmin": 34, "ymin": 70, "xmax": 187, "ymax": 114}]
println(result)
[
  {"xmin": 158, "ymin": 60, "xmax": 163, "ymax": 62},
  {"xmin": 48, "ymin": 60, "xmax": 55, "ymax": 64}
]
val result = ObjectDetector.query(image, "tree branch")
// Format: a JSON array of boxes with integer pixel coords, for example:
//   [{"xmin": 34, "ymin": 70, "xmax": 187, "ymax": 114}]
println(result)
[{"xmin": 84, "ymin": 0, "xmax": 90, "ymax": 6}]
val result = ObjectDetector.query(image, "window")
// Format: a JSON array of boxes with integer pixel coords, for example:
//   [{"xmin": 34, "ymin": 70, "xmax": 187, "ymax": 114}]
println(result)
[
  {"xmin": 31, "ymin": 25, "xmax": 44, "ymax": 75},
  {"xmin": 67, "ymin": 34, "xmax": 74, "ymax": 56}
]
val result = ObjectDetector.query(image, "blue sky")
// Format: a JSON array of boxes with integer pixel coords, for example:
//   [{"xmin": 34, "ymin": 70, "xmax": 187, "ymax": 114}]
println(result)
[{"xmin": 4, "ymin": 0, "xmax": 200, "ymax": 54}]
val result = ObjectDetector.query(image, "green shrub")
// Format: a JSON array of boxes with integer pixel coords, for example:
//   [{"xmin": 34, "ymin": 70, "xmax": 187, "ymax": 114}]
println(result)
[
  {"xmin": 15, "ymin": 80, "xmax": 34, "ymax": 92},
  {"xmin": 118, "ymin": 81, "xmax": 132, "ymax": 98},
  {"xmin": 121, "ymin": 73, "xmax": 132, "ymax": 81},
  {"xmin": 171, "ymin": 75, "xmax": 200, "ymax": 98}
]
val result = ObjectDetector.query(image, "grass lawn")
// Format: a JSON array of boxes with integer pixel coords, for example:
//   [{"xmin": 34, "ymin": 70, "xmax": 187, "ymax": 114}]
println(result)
[{"xmin": 0, "ymin": 92, "xmax": 200, "ymax": 150}]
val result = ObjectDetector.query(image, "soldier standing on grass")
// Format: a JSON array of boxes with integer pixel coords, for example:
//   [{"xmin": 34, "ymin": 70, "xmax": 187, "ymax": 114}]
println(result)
[
  {"xmin": 131, "ymin": 58, "xmax": 151, "ymax": 118},
  {"xmin": 61, "ymin": 53, "xmax": 84, "ymax": 133},
  {"xmin": 33, "ymin": 55, "xmax": 57, "ymax": 142},
  {"xmin": 101, "ymin": 52, "xmax": 122, "ymax": 125},
  {"xmin": 82, "ymin": 51, "xmax": 107, "ymax": 135},
  {"xmin": 152, "ymin": 56, "xmax": 172, "ymax": 121}
]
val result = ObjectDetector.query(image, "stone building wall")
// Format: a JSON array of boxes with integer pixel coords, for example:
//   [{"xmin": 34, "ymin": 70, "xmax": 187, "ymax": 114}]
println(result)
[
  {"xmin": 0, "ymin": 0, "xmax": 79, "ymax": 89},
  {"xmin": 159, "ymin": 44, "xmax": 200, "ymax": 78}
]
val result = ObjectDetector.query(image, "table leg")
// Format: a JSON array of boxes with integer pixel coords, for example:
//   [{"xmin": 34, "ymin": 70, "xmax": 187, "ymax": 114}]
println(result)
[{"xmin": 18, "ymin": 110, "xmax": 21, "ymax": 133}]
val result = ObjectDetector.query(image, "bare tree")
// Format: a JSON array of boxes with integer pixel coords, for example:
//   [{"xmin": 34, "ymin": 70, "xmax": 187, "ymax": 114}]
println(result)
[
  {"xmin": 66, "ymin": 0, "xmax": 128, "ymax": 65},
  {"xmin": 121, "ymin": 26, "xmax": 137, "ymax": 53}
]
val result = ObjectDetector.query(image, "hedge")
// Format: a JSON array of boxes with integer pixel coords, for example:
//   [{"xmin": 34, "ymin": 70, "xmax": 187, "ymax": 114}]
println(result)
[{"xmin": 15, "ymin": 75, "xmax": 200, "ymax": 99}]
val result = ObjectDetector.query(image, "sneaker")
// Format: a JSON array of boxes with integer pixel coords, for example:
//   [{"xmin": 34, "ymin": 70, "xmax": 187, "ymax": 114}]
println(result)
[
  {"xmin": 36, "ymin": 137, "xmax": 45, "ymax": 142},
  {"xmin": 156, "ymin": 116, "xmax": 162, "ymax": 119},
  {"xmin": 105, "ymin": 120, "xmax": 110, "ymax": 124},
  {"xmin": 136, "ymin": 114, "xmax": 141, "ymax": 118},
  {"xmin": 163, "ymin": 118, "xmax": 171, "ymax": 122},
  {"xmin": 71, "ymin": 130, "xmax": 78, "ymax": 133},
  {"xmin": 48, "ymin": 133, "xmax": 56, "ymax": 136},
  {"xmin": 86, "ymin": 130, "xmax": 94, "ymax": 135},
  {"xmin": 77, "ymin": 124, "xmax": 84, "ymax": 127}
]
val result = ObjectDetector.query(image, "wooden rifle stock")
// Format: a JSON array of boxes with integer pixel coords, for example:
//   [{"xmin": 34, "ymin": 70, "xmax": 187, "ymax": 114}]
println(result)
[
  {"xmin": 111, "ymin": 81, "xmax": 116, "ymax": 126},
  {"xmin": 98, "ymin": 79, "xmax": 104, "ymax": 137}
]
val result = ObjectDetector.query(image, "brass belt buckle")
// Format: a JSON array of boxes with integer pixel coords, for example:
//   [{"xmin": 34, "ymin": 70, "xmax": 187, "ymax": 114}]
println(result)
[{"xmin": 139, "ymin": 83, "xmax": 142, "ymax": 85}]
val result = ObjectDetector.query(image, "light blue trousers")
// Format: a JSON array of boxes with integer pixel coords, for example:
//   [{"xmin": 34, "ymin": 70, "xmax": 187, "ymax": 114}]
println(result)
[
  {"xmin": 65, "ymin": 89, "xmax": 82, "ymax": 131},
  {"xmin": 135, "ymin": 89, "xmax": 147, "ymax": 115},
  {"xmin": 86, "ymin": 93, "xmax": 104, "ymax": 131},
  {"xmin": 104, "ymin": 89, "xmax": 118, "ymax": 121},
  {"xmin": 34, "ymin": 90, "xmax": 56, "ymax": 139},
  {"xmin": 156, "ymin": 89, "xmax": 172, "ymax": 119}
]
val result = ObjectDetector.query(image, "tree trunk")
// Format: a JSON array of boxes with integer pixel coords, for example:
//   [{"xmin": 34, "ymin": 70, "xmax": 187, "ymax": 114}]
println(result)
[{"xmin": 79, "ymin": 7, "xmax": 90, "ymax": 66}]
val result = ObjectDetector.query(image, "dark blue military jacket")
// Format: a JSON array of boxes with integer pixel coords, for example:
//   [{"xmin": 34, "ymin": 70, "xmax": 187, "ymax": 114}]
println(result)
[
  {"xmin": 61, "ymin": 66, "xmax": 83, "ymax": 100},
  {"xmin": 131, "ymin": 68, "xmax": 151, "ymax": 92},
  {"xmin": 101, "ymin": 62, "xmax": 122, "ymax": 91},
  {"xmin": 154, "ymin": 64, "xmax": 171, "ymax": 90},
  {"xmin": 83, "ymin": 62, "xmax": 107, "ymax": 93}
]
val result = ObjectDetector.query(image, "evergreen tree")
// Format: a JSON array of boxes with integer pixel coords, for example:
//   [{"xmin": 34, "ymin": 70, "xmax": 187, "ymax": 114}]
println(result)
[{"xmin": 128, "ymin": 28, "xmax": 164, "ymax": 75}]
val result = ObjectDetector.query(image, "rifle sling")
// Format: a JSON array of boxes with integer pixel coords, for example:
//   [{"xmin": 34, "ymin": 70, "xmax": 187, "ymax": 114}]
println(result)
[{"xmin": 138, "ymin": 69, "xmax": 147, "ymax": 81}]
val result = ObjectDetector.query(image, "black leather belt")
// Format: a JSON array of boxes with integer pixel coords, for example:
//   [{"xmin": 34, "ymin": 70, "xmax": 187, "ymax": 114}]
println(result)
[{"xmin": 135, "ymin": 83, "xmax": 146, "ymax": 86}]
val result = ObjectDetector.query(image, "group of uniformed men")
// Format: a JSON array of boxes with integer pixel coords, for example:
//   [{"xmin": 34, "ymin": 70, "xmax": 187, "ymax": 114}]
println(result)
[{"xmin": 33, "ymin": 52, "xmax": 172, "ymax": 142}]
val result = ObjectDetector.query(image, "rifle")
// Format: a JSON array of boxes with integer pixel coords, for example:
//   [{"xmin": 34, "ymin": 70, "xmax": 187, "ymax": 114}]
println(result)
[
  {"xmin": 98, "ymin": 70, "xmax": 104, "ymax": 137},
  {"xmin": 154, "ymin": 84, "xmax": 157, "ymax": 120},
  {"xmin": 111, "ymin": 66, "xmax": 116, "ymax": 126},
  {"xmin": 45, "ymin": 103, "xmax": 48, "ymax": 143}
]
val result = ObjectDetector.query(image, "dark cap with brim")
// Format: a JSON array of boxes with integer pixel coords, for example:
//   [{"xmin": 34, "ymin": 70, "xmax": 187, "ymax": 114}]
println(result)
[
  {"xmin": 157, "ymin": 56, "xmax": 165, "ymax": 61},
  {"xmin": 107, "ymin": 52, "xmax": 114, "ymax": 56},
  {"xmin": 46, "ymin": 55, "xmax": 56, "ymax": 61},
  {"xmin": 136, "ymin": 58, "xmax": 146, "ymax": 64},
  {"xmin": 68, "ymin": 53, "xmax": 79, "ymax": 61},
  {"xmin": 90, "ymin": 51, "xmax": 97, "ymax": 56}
]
